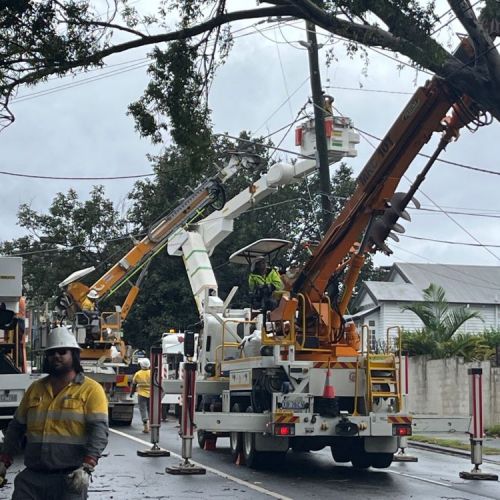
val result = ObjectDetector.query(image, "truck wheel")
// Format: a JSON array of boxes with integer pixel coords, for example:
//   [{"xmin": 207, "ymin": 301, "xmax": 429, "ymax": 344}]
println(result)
[
  {"xmin": 174, "ymin": 404, "xmax": 181, "ymax": 418},
  {"xmin": 370, "ymin": 452, "xmax": 393, "ymax": 469},
  {"xmin": 351, "ymin": 451, "xmax": 371, "ymax": 469},
  {"xmin": 243, "ymin": 432, "xmax": 262, "ymax": 468},
  {"xmin": 230, "ymin": 432, "xmax": 243, "ymax": 462},
  {"xmin": 330, "ymin": 445, "xmax": 351, "ymax": 463},
  {"xmin": 230, "ymin": 403, "xmax": 243, "ymax": 462}
]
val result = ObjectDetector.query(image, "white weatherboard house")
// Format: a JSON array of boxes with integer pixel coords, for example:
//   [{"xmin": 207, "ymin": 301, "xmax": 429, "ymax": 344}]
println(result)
[{"xmin": 351, "ymin": 263, "xmax": 500, "ymax": 348}]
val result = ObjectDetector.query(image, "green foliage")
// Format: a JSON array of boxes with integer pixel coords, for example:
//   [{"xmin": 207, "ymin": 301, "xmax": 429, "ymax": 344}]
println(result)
[
  {"xmin": 128, "ymin": 44, "xmax": 211, "ymax": 147},
  {"xmin": 400, "ymin": 283, "xmax": 489, "ymax": 359},
  {"xmin": 0, "ymin": 186, "xmax": 127, "ymax": 306},
  {"xmin": 485, "ymin": 424, "xmax": 500, "ymax": 437},
  {"xmin": 401, "ymin": 329, "xmax": 498, "ymax": 361},
  {"xmin": 402, "ymin": 283, "xmax": 482, "ymax": 342}
]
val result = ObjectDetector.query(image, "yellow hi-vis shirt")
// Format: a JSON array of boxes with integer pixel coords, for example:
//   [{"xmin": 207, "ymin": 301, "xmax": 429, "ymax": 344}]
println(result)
[
  {"xmin": 132, "ymin": 368, "xmax": 151, "ymax": 398},
  {"xmin": 1, "ymin": 372, "xmax": 108, "ymax": 471}
]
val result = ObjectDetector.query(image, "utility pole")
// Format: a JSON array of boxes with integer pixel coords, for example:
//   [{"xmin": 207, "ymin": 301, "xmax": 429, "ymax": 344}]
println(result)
[{"xmin": 305, "ymin": 20, "xmax": 333, "ymax": 233}]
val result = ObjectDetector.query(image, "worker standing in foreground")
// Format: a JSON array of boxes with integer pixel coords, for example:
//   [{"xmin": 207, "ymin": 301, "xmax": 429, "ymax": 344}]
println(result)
[
  {"xmin": 130, "ymin": 358, "xmax": 151, "ymax": 433},
  {"xmin": 0, "ymin": 326, "xmax": 109, "ymax": 499}
]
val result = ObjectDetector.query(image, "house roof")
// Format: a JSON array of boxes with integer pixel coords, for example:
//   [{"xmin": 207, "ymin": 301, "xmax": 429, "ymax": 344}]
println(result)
[
  {"xmin": 357, "ymin": 263, "xmax": 500, "ymax": 306},
  {"xmin": 392, "ymin": 263, "xmax": 500, "ymax": 304},
  {"xmin": 345, "ymin": 305, "xmax": 380, "ymax": 321},
  {"xmin": 360, "ymin": 282, "xmax": 423, "ymax": 304}
]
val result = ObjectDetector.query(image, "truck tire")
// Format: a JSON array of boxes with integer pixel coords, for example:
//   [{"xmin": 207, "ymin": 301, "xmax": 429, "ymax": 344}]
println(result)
[
  {"xmin": 351, "ymin": 451, "xmax": 371, "ymax": 469},
  {"xmin": 243, "ymin": 432, "xmax": 262, "ymax": 468},
  {"xmin": 370, "ymin": 452, "xmax": 393, "ymax": 469},
  {"xmin": 174, "ymin": 404, "xmax": 181, "ymax": 418},
  {"xmin": 230, "ymin": 403, "xmax": 242, "ymax": 462},
  {"xmin": 230, "ymin": 432, "xmax": 243, "ymax": 462},
  {"xmin": 330, "ymin": 445, "xmax": 351, "ymax": 463}
]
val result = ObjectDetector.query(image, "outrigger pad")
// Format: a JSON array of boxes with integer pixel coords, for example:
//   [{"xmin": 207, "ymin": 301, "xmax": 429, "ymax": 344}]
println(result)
[
  {"xmin": 166, "ymin": 463, "xmax": 206, "ymax": 475},
  {"xmin": 137, "ymin": 448, "xmax": 170, "ymax": 457},
  {"xmin": 459, "ymin": 471, "xmax": 498, "ymax": 481},
  {"xmin": 393, "ymin": 454, "xmax": 418, "ymax": 462}
]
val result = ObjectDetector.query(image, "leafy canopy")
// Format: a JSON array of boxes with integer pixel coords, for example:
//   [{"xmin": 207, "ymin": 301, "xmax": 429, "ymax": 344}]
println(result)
[{"xmin": 0, "ymin": 0, "xmax": 499, "ymax": 131}]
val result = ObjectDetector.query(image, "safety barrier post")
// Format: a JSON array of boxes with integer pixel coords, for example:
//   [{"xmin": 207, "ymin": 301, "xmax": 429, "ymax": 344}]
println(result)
[
  {"xmin": 459, "ymin": 368, "xmax": 497, "ymax": 480},
  {"xmin": 166, "ymin": 346, "xmax": 206, "ymax": 474},
  {"xmin": 137, "ymin": 347, "xmax": 170, "ymax": 457}
]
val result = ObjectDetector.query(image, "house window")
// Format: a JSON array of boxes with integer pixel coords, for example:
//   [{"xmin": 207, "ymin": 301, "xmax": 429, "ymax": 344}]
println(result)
[{"xmin": 368, "ymin": 320, "xmax": 375, "ymax": 327}]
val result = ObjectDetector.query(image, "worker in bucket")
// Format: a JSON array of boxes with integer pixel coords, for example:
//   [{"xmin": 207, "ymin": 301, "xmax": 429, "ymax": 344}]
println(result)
[
  {"xmin": 0, "ymin": 325, "xmax": 109, "ymax": 499},
  {"xmin": 130, "ymin": 358, "xmax": 151, "ymax": 433},
  {"xmin": 248, "ymin": 256, "xmax": 284, "ymax": 310},
  {"xmin": 248, "ymin": 257, "xmax": 283, "ymax": 292}
]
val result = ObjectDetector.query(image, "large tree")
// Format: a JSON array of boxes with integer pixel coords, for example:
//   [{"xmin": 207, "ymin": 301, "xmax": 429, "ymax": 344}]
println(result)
[
  {"xmin": 0, "ymin": 186, "xmax": 127, "ymax": 305},
  {"xmin": 0, "ymin": 0, "xmax": 499, "ymax": 131}
]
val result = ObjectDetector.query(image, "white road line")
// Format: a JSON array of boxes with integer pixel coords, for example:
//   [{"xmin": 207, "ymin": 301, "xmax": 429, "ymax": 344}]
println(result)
[
  {"xmin": 109, "ymin": 428, "xmax": 293, "ymax": 500},
  {"xmin": 386, "ymin": 468, "xmax": 449, "ymax": 487}
]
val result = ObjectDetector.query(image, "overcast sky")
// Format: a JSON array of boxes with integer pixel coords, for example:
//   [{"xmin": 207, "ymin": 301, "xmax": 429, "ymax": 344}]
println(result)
[{"xmin": 1, "ymin": 1, "xmax": 499, "ymax": 275}]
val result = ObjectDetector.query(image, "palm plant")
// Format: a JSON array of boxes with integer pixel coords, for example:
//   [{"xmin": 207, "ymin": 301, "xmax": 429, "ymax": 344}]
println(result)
[
  {"xmin": 401, "ymin": 283, "xmax": 483, "ymax": 358},
  {"xmin": 402, "ymin": 283, "xmax": 482, "ymax": 342}
]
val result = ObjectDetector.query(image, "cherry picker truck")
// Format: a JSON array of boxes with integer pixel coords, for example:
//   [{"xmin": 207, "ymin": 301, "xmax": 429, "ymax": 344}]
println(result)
[{"xmin": 164, "ymin": 46, "xmax": 489, "ymax": 468}]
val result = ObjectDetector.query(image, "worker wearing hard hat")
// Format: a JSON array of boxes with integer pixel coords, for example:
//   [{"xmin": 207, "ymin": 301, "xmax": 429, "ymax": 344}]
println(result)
[
  {"xmin": 130, "ymin": 358, "xmax": 151, "ymax": 433},
  {"xmin": 0, "ymin": 326, "xmax": 109, "ymax": 499},
  {"xmin": 248, "ymin": 257, "xmax": 283, "ymax": 292},
  {"xmin": 81, "ymin": 289, "xmax": 99, "ymax": 311}
]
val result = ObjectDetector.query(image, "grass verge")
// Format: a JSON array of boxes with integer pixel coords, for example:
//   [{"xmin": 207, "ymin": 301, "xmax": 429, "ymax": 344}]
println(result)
[{"xmin": 411, "ymin": 435, "xmax": 499, "ymax": 455}]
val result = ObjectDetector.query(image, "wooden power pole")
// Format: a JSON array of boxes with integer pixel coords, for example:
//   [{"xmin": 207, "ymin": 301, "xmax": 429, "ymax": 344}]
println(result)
[{"xmin": 305, "ymin": 21, "xmax": 333, "ymax": 233}]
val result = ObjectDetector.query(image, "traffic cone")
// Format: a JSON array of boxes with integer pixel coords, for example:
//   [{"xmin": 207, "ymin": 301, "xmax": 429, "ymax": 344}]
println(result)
[
  {"xmin": 323, "ymin": 365, "xmax": 335, "ymax": 398},
  {"xmin": 204, "ymin": 437, "xmax": 217, "ymax": 451},
  {"xmin": 235, "ymin": 451, "xmax": 245, "ymax": 466}
]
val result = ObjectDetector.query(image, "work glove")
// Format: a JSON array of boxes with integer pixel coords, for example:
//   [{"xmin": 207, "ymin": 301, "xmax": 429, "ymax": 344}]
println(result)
[{"xmin": 66, "ymin": 463, "xmax": 94, "ymax": 494}]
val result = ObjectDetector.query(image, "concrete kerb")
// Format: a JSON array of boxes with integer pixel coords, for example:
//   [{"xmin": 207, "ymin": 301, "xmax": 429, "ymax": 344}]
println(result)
[{"xmin": 408, "ymin": 439, "xmax": 500, "ymax": 466}]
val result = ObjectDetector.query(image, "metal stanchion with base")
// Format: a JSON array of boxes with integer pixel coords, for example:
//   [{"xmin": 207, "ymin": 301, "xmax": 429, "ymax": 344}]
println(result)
[
  {"xmin": 166, "ymin": 332, "xmax": 206, "ymax": 475},
  {"xmin": 393, "ymin": 353, "xmax": 418, "ymax": 463},
  {"xmin": 137, "ymin": 346, "xmax": 170, "ymax": 458},
  {"xmin": 459, "ymin": 368, "xmax": 497, "ymax": 481},
  {"xmin": 394, "ymin": 436, "xmax": 418, "ymax": 462}
]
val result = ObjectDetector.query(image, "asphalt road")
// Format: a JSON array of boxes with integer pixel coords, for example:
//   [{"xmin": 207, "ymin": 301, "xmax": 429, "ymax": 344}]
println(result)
[
  {"xmin": 105, "ymin": 411, "xmax": 499, "ymax": 500},
  {"xmin": 2, "ymin": 410, "xmax": 499, "ymax": 499}
]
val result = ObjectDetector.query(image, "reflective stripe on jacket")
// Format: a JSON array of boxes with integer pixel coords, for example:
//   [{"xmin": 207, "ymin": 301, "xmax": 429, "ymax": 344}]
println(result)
[
  {"xmin": 132, "ymin": 369, "xmax": 151, "ymax": 398},
  {"xmin": 1, "ymin": 372, "xmax": 108, "ymax": 471}
]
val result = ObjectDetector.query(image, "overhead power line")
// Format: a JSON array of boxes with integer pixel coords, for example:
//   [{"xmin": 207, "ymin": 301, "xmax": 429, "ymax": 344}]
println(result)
[
  {"xmin": 401, "ymin": 234, "xmax": 500, "ymax": 248},
  {"xmin": 0, "ymin": 170, "xmax": 153, "ymax": 180}
]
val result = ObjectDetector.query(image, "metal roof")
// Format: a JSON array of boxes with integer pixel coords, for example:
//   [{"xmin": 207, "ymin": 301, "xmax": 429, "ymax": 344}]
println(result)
[
  {"xmin": 361, "ymin": 282, "xmax": 423, "ymax": 303},
  {"xmin": 393, "ymin": 263, "xmax": 500, "ymax": 304},
  {"xmin": 360, "ymin": 263, "xmax": 500, "ymax": 305}
]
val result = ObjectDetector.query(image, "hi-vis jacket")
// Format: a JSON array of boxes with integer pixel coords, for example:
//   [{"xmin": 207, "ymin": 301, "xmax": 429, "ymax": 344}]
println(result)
[
  {"xmin": 132, "ymin": 369, "xmax": 151, "ymax": 398},
  {"xmin": 248, "ymin": 268, "xmax": 284, "ymax": 292},
  {"xmin": 1, "ymin": 372, "xmax": 108, "ymax": 471}
]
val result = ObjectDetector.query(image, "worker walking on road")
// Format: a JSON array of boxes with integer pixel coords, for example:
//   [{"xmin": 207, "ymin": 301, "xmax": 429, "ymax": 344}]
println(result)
[
  {"xmin": 130, "ymin": 358, "xmax": 151, "ymax": 433},
  {"xmin": 0, "ymin": 326, "xmax": 109, "ymax": 500}
]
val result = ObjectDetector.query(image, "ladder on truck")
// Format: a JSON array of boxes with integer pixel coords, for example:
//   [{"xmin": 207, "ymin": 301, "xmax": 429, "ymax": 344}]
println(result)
[{"xmin": 365, "ymin": 326, "xmax": 402, "ymax": 412}]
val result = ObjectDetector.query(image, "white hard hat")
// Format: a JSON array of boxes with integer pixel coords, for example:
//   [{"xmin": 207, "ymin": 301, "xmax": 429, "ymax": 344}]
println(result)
[
  {"xmin": 45, "ymin": 326, "xmax": 82, "ymax": 351},
  {"xmin": 138, "ymin": 358, "xmax": 150, "ymax": 369},
  {"xmin": 87, "ymin": 289, "xmax": 99, "ymax": 300}
]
